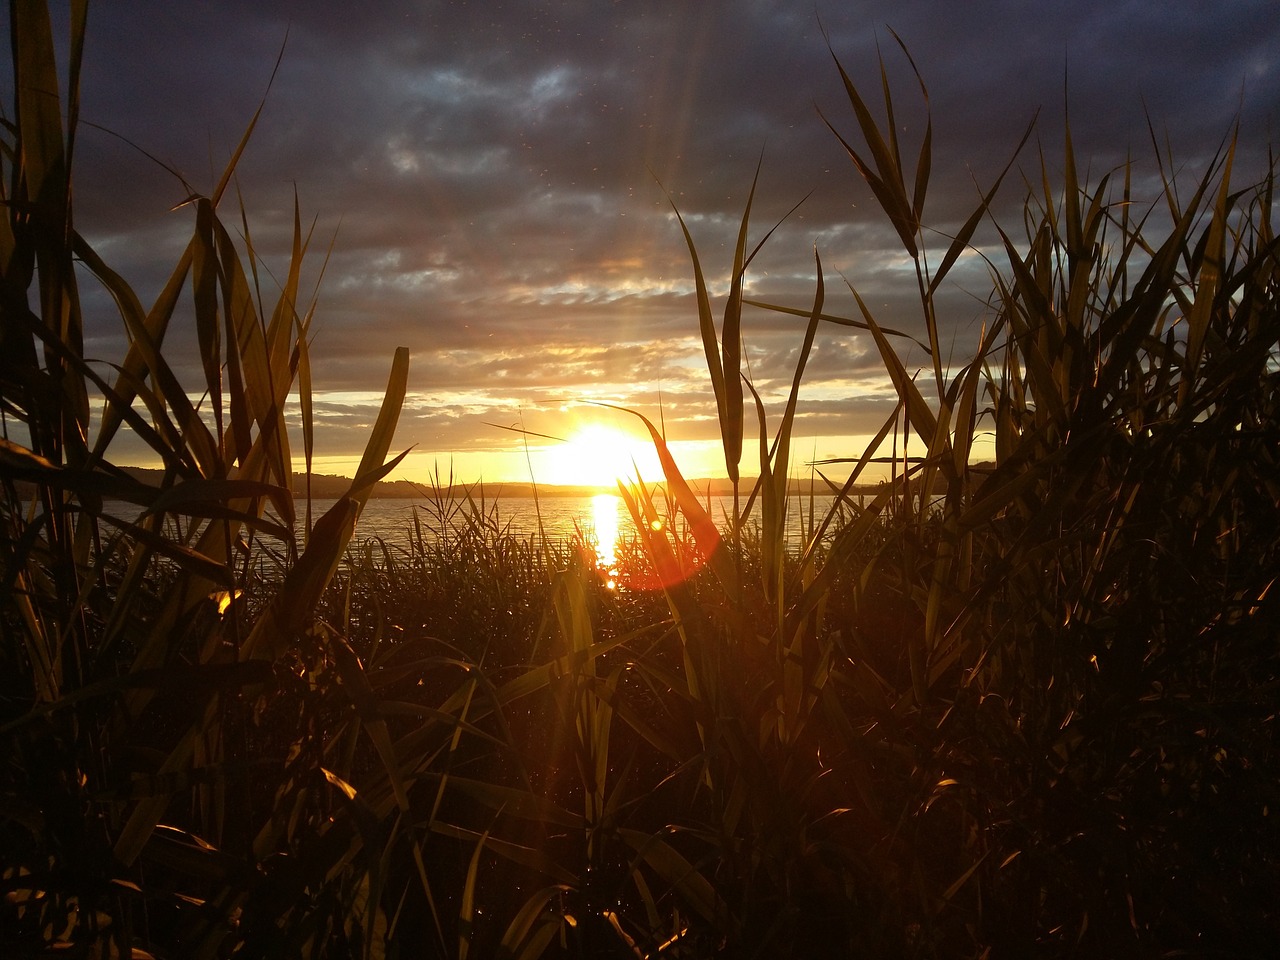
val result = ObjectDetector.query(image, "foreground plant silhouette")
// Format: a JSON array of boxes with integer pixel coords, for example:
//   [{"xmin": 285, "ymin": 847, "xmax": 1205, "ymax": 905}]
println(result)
[
  {"xmin": 592, "ymin": 38, "xmax": 1280, "ymax": 959},
  {"xmin": 292, "ymin": 39, "xmax": 1279, "ymax": 959},
  {"xmin": 2, "ymin": 4, "xmax": 410, "ymax": 956}
]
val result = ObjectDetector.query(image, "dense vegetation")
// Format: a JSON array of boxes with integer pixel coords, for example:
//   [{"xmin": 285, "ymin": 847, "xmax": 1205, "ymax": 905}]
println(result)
[{"xmin": 3, "ymin": 5, "xmax": 1278, "ymax": 958}]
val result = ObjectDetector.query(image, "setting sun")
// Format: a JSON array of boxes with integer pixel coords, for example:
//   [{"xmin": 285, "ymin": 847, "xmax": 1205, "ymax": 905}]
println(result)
[{"xmin": 536, "ymin": 423, "xmax": 662, "ymax": 488}]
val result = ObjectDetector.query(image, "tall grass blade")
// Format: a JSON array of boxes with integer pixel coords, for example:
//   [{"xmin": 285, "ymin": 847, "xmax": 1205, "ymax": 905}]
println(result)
[
  {"xmin": 823, "ymin": 44, "xmax": 917, "ymax": 255},
  {"xmin": 349, "ymin": 346, "xmax": 410, "ymax": 510},
  {"xmin": 721, "ymin": 164, "xmax": 761, "ymax": 484},
  {"xmin": 669, "ymin": 202, "xmax": 727, "ymax": 428}
]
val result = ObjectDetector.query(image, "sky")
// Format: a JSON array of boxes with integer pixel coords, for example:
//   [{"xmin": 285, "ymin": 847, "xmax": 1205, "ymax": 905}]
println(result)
[{"xmin": 24, "ymin": 0, "xmax": 1280, "ymax": 486}]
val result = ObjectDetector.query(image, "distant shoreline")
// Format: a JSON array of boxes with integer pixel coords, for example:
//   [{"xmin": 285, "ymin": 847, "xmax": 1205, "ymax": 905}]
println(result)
[
  {"xmin": 84, "ymin": 468, "xmax": 887, "ymax": 501},
  {"xmin": 297, "ymin": 474, "xmax": 882, "ymax": 500}
]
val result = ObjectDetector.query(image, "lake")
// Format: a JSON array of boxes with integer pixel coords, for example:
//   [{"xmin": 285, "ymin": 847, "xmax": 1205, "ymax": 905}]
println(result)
[
  {"xmin": 305, "ymin": 492, "xmax": 848, "ymax": 558},
  {"xmin": 96, "ymin": 491, "xmax": 855, "ymax": 575}
]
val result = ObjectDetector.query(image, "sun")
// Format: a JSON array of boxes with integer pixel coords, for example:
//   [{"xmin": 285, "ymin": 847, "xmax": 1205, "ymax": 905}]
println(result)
[{"xmin": 539, "ymin": 424, "xmax": 659, "ymax": 488}]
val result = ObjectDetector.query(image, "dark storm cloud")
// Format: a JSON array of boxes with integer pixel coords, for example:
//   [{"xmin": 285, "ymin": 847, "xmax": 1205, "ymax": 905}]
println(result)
[{"xmin": 39, "ymin": 0, "xmax": 1280, "ymax": 471}]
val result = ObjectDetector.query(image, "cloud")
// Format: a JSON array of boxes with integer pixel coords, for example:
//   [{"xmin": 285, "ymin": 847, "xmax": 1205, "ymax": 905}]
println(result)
[{"xmin": 29, "ymin": 0, "xmax": 1278, "ymax": 478}]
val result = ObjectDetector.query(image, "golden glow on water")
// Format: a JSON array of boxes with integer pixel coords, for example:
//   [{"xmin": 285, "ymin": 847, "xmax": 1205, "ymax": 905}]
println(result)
[{"xmin": 590, "ymin": 494, "xmax": 621, "ymax": 586}]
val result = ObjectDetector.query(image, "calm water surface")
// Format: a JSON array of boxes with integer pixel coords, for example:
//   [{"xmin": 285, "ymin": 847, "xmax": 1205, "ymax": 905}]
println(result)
[
  {"xmin": 98, "ymin": 493, "xmax": 850, "ymax": 569},
  {"xmin": 307, "ymin": 493, "xmax": 844, "ymax": 557}
]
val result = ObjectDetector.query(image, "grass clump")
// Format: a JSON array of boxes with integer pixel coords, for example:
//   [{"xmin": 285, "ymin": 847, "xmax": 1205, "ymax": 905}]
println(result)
[
  {"xmin": 588, "ymin": 39, "xmax": 1280, "ymax": 959},
  {"xmin": 1, "ymin": 5, "xmax": 410, "ymax": 956}
]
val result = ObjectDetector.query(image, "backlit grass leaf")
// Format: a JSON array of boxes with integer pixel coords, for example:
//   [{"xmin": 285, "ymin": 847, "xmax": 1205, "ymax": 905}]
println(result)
[
  {"xmin": 73, "ymin": 232, "xmax": 221, "ymax": 474},
  {"xmin": 941, "ymin": 851, "xmax": 989, "ymax": 904},
  {"xmin": 265, "ymin": 194, "xmax": 311, "ymax": 363},
  {"xmin": 114, "ymin": 726, "xmax": 201, "ymax": 866},
  {"xmin": 192, "ymin": 199, "xmax": 225, "ymax": 450},
  {"xmin": 595, "ymin": 402, "xmax": 730, "ymax": 593},
  {"xmin": 949, "ymin": 325, "xmax": 999, "ymax": 483},
  {"xmin": 96, "ymin": 513, "xmax": 234, "ymax": 588},
  {"xmin": 431, "ymin": 822, "xmax": 578, "ymax": 887},
  {"xmin": 770, "ymin": 248, "xmax": 824, "ymax": 506},
  {"xmin": 1181, "ymin": 136, "xmax": 1236, "ymax": 405},
  {"xmin": 928, "ymin": 115, "xmax": 1035, "ymax": 296},
  {"xmin": 77, "ymin": 231, "xmax": 195, "ymax": 458},
  {"xmin": 12, "ymin": 0, "xmax": 65, "ymax": 213},
  {"xmin": 824, "ymin": 44, "xmax": 917, "ymax": 256},
  {"xmin": 618, "ymin": 828, "xmax": 724, "ymax": 927},
  {"xmin": 457, "ymin": 829, "xmax": 488, "ymax": 960},
  {"xmin": 847, "ymin": 282, "xmax": 938, "ymax": 444},
  {"xmin": 429, "ymin": 776, "xmax": 582, "ymax": 829},
  {"xmin": 788, "ymin": 479, "xmax": 897, "ymax": 629},
  {"xmin": 496, "ymin": 885, "xmax": 572, "ymax": 960},
  {"xmin": 668, "ymin": 201, "xmax": 726, "ymax": 425},
  {"xmin": 349, "ymin": 346, "xmax": 410, "ymax": 512},
  {"xmin": 0, "ymin": 437, "xmax": 150, "ymax": 501},
  {"xmin": 211, "ymin": 209, "xmax": 261, "ymax": 469},
  {"xmin": 240, "ymin": 497, "xmax": 358, "ymax": 662},
  {"xmin": 144, "ymin": 477, "xmax": 291, "ymax": 524},
  {"xmin": 882, "ymin": 29, "xmax": 932, "ymax": 223},
  {"xmin": 743, "ymin": 297, "xmax": 928, "ymax": 349},
  {"xmin": 745, "ymin": 379, "xmax": 785, "ymax": 609},
  {"xmin": 326, "ymin": 629, "xmax": 411, "ymax": 812},
  {"xmin": 707, "ymin": 163, "xmax": 762, "ymax": 484},
  {"xmin": 490, "ymin": 633, "xmax": 635, "ymax": 706},
  {"xmin": 297, "ymin": 307, "xmax": 315, "ymax": 508}
]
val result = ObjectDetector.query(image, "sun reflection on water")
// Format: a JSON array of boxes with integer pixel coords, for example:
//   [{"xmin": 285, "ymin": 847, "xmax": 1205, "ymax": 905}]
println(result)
[{"xmin": 590, "ymin": 493, "xmax": 622, "ymax": 588}]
